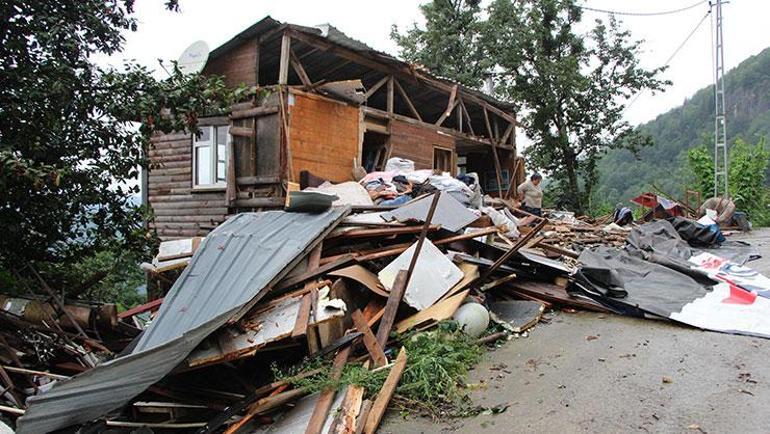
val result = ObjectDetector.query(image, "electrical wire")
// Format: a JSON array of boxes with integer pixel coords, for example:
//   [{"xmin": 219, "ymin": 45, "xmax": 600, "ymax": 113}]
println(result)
[
  {"xmin": 623, "ymin": 10, "xmax": 712, "ymax": 113},
  {"xmin": 577, "ymin": 0, "xmax": 709, "ymax": 17}
]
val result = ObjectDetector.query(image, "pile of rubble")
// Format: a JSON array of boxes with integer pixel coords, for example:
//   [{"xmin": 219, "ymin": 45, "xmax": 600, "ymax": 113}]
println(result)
[{"xmin": 3, "ymin": 165, "xmax": 770, "ymax": 433}]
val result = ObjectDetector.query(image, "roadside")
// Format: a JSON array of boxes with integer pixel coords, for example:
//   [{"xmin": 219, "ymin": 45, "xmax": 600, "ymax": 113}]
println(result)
[{"xmin": 383, "ymin": 228, "xmax": 770, "ymax": 434}]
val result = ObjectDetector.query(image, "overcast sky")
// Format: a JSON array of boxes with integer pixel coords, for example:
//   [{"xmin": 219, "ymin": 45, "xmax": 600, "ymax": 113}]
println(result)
[{"xmin": 110, "ymin": 0, "xmax": 770, "ymax": 128}]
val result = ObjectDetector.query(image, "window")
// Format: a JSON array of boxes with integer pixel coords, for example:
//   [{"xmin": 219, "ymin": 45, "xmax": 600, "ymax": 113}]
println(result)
[
  {"xmin": 433, "ymin": 147, "xmax": 454, "ymax": 174},
  {"xmin": 193, "ymin": 126, "xmax": 229, "ymax": 187}
]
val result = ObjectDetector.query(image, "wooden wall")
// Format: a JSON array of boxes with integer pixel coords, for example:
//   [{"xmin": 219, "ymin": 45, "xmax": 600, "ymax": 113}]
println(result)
[
  {"xmin": 288, "ymin": 92, "xmax": 360, "ymax": 182},
  {"xmin": 202, "ymin": 40, "xmax": 257, "ymax": 88},
  {"xmin": 147, "ymin": 132, "xmax": 228, "ymax": 239},
  {"xmin": 388, "ymin": 119, "xmax": 455, "ymax": 170}
]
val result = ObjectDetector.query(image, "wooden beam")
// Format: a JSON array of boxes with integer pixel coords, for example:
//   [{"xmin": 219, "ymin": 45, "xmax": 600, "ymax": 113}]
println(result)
[
  {"xmin": 435, "ymin": 95, "xmax": 459, "ymax": 126},
  {"xmin": 459, "ymin": 99, "xmax": 475, "ymax": 136},
  {"xmin": 278, "ymin": 33, "xmax": 291, "ymax": 85},
  {"xmin": 386, "ymin": 76, "xmax": 394, "ymax": 114},
  {"xmin": 483, "ymin": 106, "xmax": 494, "ymax": 142},
  {"xmin": 284, "ymin": 27, "xmax": 517, "ymax": 125},
  {"xmin": 225, "ymin": 136, "xmax": 236, "ymax": 206},
  {"xmin": 351, "ymin": 309, "xmax": 388, "ymax": 367},
  {"xmin": 305, "ymin": 346, "xmax": 351, "ymax": 434},
  {"xmin": 435, "ymin": 84, "xmax": 458, "ymax": 127},
  {"xmin": 456, "ymin": 99, "xmax": 463, "ymax": 133},
  {"xmin": 364, "ymin": 75, "xmax": 389, "ymax": 100},
  {"xmin": 393, "ymin": 78, "xmax": 422, "ymax": 121},
  {"xmin": 374, "ymin": 270, "xmax": 407, "ymax": 349},
  {"xmin": 290, "ymin": 48, "xmax": 312, "ymax": 87},
  {"xmin": 499, "ymin": 122, "xmax": 515, "ymax": 146},
  {"xmin": 363, "ymin": 347, "xmax": 407, "ymax": 434}
]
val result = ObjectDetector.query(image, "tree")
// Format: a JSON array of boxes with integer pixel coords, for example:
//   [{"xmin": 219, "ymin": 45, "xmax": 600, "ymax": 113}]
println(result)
[
  {"xmin": 390, "ymin": 0, "xmax": 489, "ymax": 88},
  {"xmin": 392, "ymin": 0, "xmax": 669, "ymax": 212},
  {"xmin": 0, "ymin": 1, "xmax": 243, "ymax": 289}
]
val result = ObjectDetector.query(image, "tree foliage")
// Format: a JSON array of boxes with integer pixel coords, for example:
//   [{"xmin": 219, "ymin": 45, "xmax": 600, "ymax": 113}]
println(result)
[
  {"xmin": 595, "ymin": 47, "xmax": 770, "ymax": 205},
  {"xmin": 687, "ymin": 138, "xmax": 770, "ymax": 226},
  {"xmin": 392, "ymin": 0, "xmax": 669, "ymax": 212},
  {"xmin": 391, "ymin": 0, "xmax": 490, "ymax": 88},
  {"xmin": 0, "ymin": 1, "xmax": 244, "ymax": 282}
]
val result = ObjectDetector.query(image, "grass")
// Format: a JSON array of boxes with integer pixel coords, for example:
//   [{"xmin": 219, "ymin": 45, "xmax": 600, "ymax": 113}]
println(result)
[{"xmin": 272, "ymin": 321, "xmax": 487, "ymax": 418}]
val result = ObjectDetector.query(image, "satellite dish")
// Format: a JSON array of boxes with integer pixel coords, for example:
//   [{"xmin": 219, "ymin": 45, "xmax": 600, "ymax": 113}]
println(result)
[{"xmin": 177, "ymin": 40, "xmax": 209, "ymax": 74}]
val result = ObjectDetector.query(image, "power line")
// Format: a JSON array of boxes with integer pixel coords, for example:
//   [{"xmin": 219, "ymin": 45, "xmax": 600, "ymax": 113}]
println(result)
[
  {"xmin": 623, "ymin": 10, "xmax": 711, "ymax": 113},
  {"xmin": 577, "ymin": 0, "xmax": 709, "ymax": 17}
]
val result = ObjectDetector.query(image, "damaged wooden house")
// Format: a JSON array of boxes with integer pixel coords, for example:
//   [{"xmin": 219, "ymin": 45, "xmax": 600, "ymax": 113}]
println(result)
[{"xmin": 145, "ymin": 16, "xmax": 521, "ymax": 239}]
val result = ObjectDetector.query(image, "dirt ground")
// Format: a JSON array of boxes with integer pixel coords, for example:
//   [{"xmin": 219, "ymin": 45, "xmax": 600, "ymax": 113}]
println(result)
[{"xmin": 381, "ymin": 228, "xmax": 770, "ymax": 434}]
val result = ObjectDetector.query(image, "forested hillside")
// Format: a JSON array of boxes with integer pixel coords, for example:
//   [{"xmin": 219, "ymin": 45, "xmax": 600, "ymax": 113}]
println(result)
[{"xmin": 594, "ymin": 46, "xmax": 770, "ymax": 205}]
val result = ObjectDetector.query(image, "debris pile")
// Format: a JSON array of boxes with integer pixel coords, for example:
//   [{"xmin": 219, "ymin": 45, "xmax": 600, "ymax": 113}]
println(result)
[{"xmin": 2, "ymin": 162, "xmax": 768, "ymax": 433}]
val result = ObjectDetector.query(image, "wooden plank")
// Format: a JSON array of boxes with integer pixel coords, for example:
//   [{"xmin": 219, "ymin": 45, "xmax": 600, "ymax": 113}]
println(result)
[
  {"xmin": 291, "ymin": 293, "xmax": 313, "ymax": 338},
  {"xmin": 231, "ymin": 197, "xmax": 285, "ymax": 208},
  {"xmin": 355, "ymin": 400, "xmax": 372, "ymax": 434},
  {"xmin": 236, "ymin": 175, "xmax": 281, "ymax": 185},
  {"xmin": 393, "ymin": 78, "xmax": 422, "ymax": 121},
  {"xmin": 386, "ymin": 76, "xmax": 394, "ymax": 114},
  {"xmin": 279, "ymin": 33, "xmax": 291, "ymax": 85},
  {"xmin": 329, "ymin": 385, "xmax": 364, "ymax": 434},
  {"xmin": 226, "ymin": 137, "xmax": 236, "ymax": 206},
  {"xmin": 363, "ymin": 347, "xmax": 407, "ymax": 434},
  {"xmin": 230, "ymin": 106, "xmax": 279, "ymax": 120},
  {"xmin": 229, "ymin": 126, "xmax": 254, "ymax": 138},
  {"xmin": 328, "ymin": 225, "xmax": 439, "ymax": 240},
  {"xmin": 374, "ymin": 269, "xmax": 407, "ymax": 349},
  {"xmin": 435, "ymin": 87, "xmax": 459, "ymax": 127},
  {"xmin": 305, "ymin": 346, "xmax": 351, "ymax": 434},
  {"xmin": 275, "ymin": 255, "xmax": 355, "ymax": 291},
  {"xmin": 351, "ymin": 309, "xmax": 387, "ymax": 367}
]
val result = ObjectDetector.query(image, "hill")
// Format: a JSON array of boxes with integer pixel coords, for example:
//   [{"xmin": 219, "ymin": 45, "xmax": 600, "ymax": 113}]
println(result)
[{"xmin": 594, "ymin": 46, "xmax": 770, "ymax": 205}]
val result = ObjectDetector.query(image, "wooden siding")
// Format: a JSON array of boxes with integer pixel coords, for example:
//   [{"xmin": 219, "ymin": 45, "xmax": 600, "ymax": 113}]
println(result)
[
  {"xmin": 202, "ymin": 40, "xmax": 257, "ymax": 88},
  {"xmin": 388, "ymin": 119, "xmax": 455, "ymax": 170},
  {"xmin": 148, "ymin": 132, "xmax": 228, "ymax": 239},
  {"xmin": 288, "ymin": 93, "xmax": 360, "ymax": 182}
]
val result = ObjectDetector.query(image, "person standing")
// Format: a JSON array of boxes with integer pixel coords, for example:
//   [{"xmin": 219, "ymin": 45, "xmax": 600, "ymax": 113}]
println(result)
[{"xmin": 517, "ymin": 172, "xmax": 543, "ymax": 217}]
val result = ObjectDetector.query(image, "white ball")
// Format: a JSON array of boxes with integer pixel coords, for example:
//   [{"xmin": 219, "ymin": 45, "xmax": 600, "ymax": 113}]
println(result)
[{"xmin": 452, "ymin": 302, "xmax": 490, "ymax": 338}]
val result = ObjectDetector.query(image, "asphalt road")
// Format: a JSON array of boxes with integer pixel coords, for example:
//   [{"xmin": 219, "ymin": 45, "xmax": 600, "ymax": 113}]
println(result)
[{"xmin": 382, "ymin": 228, "xmax": 770, "ymax": 434}]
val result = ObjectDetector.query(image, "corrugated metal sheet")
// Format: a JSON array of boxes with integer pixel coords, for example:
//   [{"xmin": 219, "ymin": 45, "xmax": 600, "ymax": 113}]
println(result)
[{"xmin": 17, "ymin": 209, "xmax": 348, "ymax": 434}]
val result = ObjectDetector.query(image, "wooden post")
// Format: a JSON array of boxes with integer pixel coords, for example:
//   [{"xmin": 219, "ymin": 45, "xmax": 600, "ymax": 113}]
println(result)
[
  {"xmin": 386, "ymin": 76, "xmax": 394, "ymax": 114},
  {"xmin": 305, "ymin": 346, "xmax": 351, "ymax": 434},
  {"xmin": 278, "ymin": 33, "xmax": 291, "ymax": 85},
  {"xmin": 363, "ymin": 347, "xmax": 407, "ymax": 434}
]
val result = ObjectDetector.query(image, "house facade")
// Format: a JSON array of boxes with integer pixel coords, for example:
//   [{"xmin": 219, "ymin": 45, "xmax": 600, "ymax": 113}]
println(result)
[{"xmin": 145, "ymin": 16, "xmax": 522, "ymax": 239}]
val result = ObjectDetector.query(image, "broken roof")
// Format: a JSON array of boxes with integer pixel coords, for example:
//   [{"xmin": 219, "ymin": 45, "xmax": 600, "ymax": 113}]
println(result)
[
  {"xmin": 17, "ymin": 209, "xmax": 348, "ymax": 434},
  {"xmin": 206, "ymin": 16, "xmax": 515, "ymax": 113}
]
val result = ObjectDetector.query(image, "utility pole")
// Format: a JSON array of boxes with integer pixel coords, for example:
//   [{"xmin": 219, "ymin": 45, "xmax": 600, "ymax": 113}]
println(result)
[{"xmin": 712, "ymin": 0, "xmax": 728, "ymax": 198}]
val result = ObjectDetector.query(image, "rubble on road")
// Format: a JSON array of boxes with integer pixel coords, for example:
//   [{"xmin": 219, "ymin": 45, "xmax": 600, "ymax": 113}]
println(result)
[{"xmin": 2, "ymin": 162, "xmax": 768, "ymax": 433}]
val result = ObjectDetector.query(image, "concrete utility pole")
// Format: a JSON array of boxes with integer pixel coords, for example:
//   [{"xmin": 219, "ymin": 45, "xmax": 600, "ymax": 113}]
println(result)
[{"xmin": 712, "ymin": 0, "xmax": 728, "ymax": 197}]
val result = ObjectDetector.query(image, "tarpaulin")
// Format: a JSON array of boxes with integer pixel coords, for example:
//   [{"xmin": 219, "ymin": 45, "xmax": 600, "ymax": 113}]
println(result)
[
  {"xmin": 575, "ymin": 245, "xmax": 770, "ymax": 339},
  {"xmin": 17, "ymin": 209, "xmax": 348, "ymax": 434}
]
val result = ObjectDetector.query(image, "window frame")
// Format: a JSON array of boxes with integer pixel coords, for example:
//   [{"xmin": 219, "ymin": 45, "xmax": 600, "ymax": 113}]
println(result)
[
  {"xmin": 192, "ymin": 125, "xmax": 229, "ymax": 189},
  {"xmin": 433, "ymin": 146, "xmax": 455, "ymax": 175}
]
